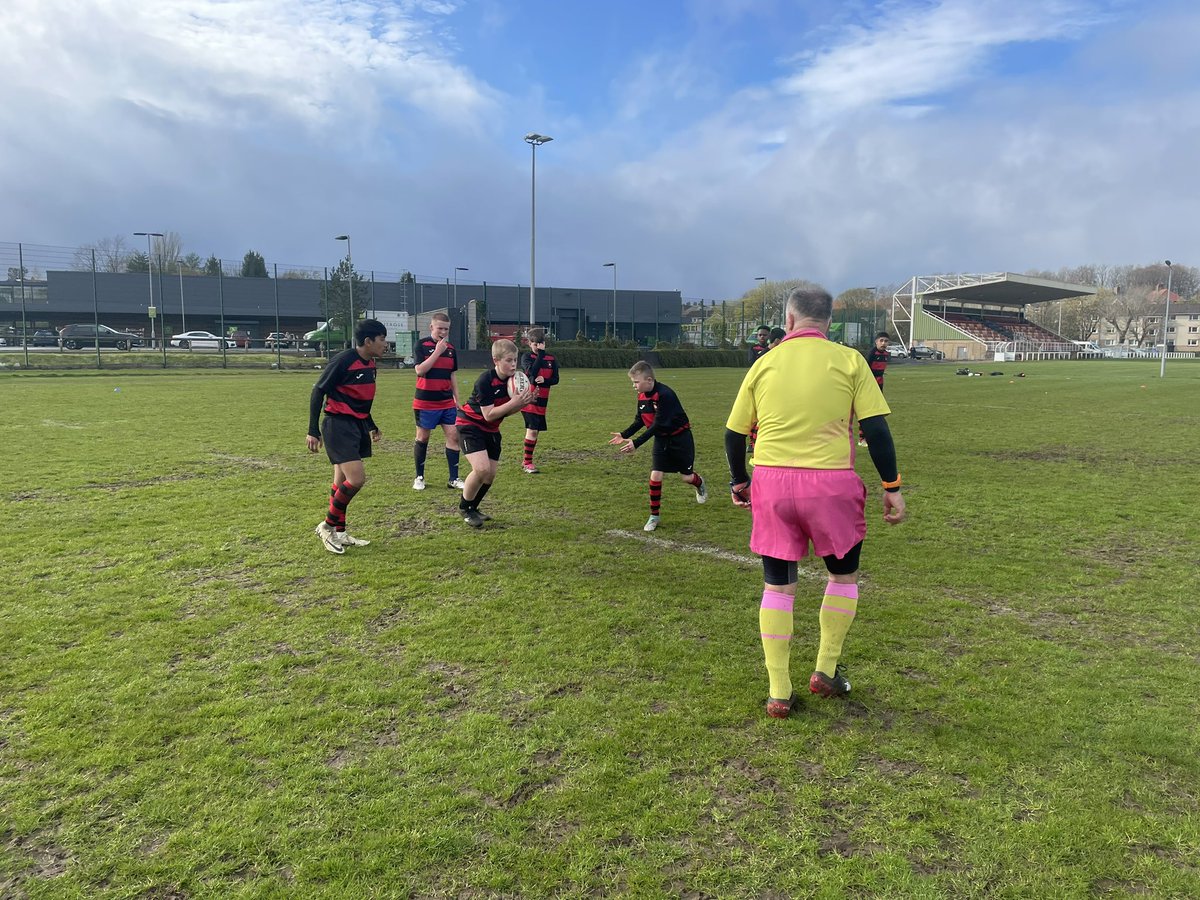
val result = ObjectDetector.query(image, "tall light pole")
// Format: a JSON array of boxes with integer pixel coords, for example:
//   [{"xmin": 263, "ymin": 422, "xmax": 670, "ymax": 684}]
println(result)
[
  {"xmin": 454, "ymin": 267, "xmax": 469, "ymax": 308},
  {"xmin": 524, "ymin": 132, "xmax": 553, "ymax": 327},
  {"xmin": 334, "ymin": 235, "xmax": 354, "ymax": 345},
  {"xmin": 603, "ymin": 262, "xmax": 616, "ymax": 339},
  {"xmin": 177, "ymin": 259, "xmax": 187, "ymax": 334},
  {"xmin": 754, "ymin": 276, "xmax": 766, "ymax": 331},
  {"xmin": 1160, "ymin": 260, "xmax": 1173, "ymax": 378},
  {"xmin": 134, "ymin": 231, "xmax": 163, "ymax": 348},
  {"xmin": 862, "ymin": 285, "xmax": 878, "ymax": 336}
]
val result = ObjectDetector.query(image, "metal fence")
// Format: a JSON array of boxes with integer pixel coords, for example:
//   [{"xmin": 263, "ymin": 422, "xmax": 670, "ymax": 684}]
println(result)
[{"xmin": 0, "ymin": 240, "xmax": 686, "ymax": 370}]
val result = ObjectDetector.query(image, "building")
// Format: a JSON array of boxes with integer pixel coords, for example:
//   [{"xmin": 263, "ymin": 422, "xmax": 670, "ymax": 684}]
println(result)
[{"xmin": 0, "ymin": 271, "xmax": 683, "ymax": 347}]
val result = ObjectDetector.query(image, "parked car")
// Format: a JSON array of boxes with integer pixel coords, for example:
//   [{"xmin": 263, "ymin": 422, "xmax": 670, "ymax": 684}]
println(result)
[
  {"xmin": 887, "ymin": 344, "xmax": 908, "ymax": 359},
  {"xmin": 32, "ymin": 329, "xmax": 59, "ymax": 347},
  {"xmin": 170, "ymin": 330, "xmax": 231, "ymax": 349},
  {"xmin": 909, "ymin": 346, "xmax": 945, "ymax": 360},
  {"xmin": 264, "ymin": 332, "xmax": 294, "ymax": 349},
  {"xmin": 59, "ymin": 324, "xmax": 144, "ymax": 351},
  {"xmin": 229, "ymin": 330, "xmax": 252, "ymax": 348}
]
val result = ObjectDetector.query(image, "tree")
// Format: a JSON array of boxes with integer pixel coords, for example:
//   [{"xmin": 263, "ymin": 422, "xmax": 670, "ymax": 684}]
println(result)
[
  {"xmin": 150, "ymin": 232, "xmax": 185, "ymax": 274},
  {"xmin": 203, "ymin": 255, "xmax": 223, "ymax": 276},
  {"xmin": 833, "ymin": 287, "xmax": 880, "ymax": 348},
  {"xmin": 7, "ymin": 266, "xmax": 29, "ymax": 282},
  {"xmin": 319, "ymin": 257, "xmax": 369, "ymax": 335},
  {"xmin": 703, "ymin": 278, "xmax": 821, "ymax": 347},
  {"xmin": 73, "ymin": 234, "xmax": 130, "ymax": 272},
  {"xmin": 241, "ymin": 250, "xmax": 268, "ymax": 278},
  {"xmin": 1104, "ymin": 285, "xmax": 1155, "ymax": 345},
  {"xmin": 181, "ymin": 252, "xmax": 203, "ymax": 271},
  {"xmin": 126, "ymin": 251, "xmax": 150, "ymax": 273}
]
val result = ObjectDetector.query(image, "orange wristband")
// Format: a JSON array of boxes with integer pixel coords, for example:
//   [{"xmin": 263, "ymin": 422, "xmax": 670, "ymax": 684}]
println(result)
[{"xmin": 881, "ymin": 475, "xmax": 901, "ymax": 489}]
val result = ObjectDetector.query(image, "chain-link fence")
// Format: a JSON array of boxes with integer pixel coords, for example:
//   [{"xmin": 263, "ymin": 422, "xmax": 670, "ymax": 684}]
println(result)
[{"xmin": 1, "ymin": 240, "xmax": 686, "ymax": 370}]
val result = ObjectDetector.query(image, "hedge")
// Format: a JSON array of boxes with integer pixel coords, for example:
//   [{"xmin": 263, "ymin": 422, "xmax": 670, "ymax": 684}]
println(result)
[{"xmin": 550, "ymin": 347, "xmax": 749, "ymax": 369}]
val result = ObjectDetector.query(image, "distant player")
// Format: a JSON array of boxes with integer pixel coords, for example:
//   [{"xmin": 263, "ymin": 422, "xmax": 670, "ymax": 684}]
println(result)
[
  {"xmin": 726, "ymin": 289, "xmax": 905, "ymax": 719},
  {"xmin": 768, "ymin": 327, "xmax": 786, "ymax": 349},
  {"xmin": 412, "ymin": 312, "xmax": 463, "ymax": 491},
  {"xmin": 608, "ymin": 361, "xmax": 707, "ymax": 532},
  {"xmin": 307, "ymin": 319, "xmax": 389, "ymax": 554},
  {"xmin": 749, "ymin": 325, "xmax": 771, "ymax": 363},
  {"xmin": 519, "ymin": 327, "xmax": 560, "ymax": 474},
  {"xmin": 858, "ymin": 332, "xmax": 890, "ymax": 447},
  {"xmin": 455, "ymin": 339, "xmax": 535, "ymax": 527}
]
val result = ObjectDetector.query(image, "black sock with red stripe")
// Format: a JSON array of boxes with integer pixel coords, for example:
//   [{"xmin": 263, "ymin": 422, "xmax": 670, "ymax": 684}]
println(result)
[
  {"xmin": 649, "ymin": 478, "xmax": 662, "ymax": 516},
  {"xmin": 523, "ymin": 438, "xmax": 537, "ymax": 466},
  {"xmin": 327, "ymin": 480, "xmax": 361, "ymax": 531}
]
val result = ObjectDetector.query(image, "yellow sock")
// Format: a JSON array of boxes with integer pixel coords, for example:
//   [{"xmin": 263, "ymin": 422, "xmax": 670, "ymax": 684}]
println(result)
[
  {"xmin": 815, "ymin": 581, "xmax": 858, "ymax": 677},
  {"xmin": 760, "ymin": 589, "xmax": 794, "ymax": 699}
]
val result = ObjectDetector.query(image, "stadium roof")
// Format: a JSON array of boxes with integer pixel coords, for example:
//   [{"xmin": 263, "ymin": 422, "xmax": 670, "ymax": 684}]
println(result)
[{"xmin": 905, "ymin": 272, "xmax": 1096, "ymax": 306}]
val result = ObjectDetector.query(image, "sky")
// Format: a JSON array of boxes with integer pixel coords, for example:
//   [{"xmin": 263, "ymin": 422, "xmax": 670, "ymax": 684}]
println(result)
[{"xmin": 3, "ymin": 0, "xmax": 1199, "ymax": 299}]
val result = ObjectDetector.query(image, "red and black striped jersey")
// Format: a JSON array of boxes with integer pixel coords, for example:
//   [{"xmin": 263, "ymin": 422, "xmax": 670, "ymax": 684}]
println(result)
[
  {"xmin": 750, "ymin": 342, "xmax": 770, "ymax": 362},
  {"xmin": 455, "ymin": 368, "xmax": 510, "ymax": 433},
  {"xmin": 413, "ymin": 337, "xmax": 458, "ymax": 410},
  {"xmin": 308, "ymin": 347, "xmax": 378, "ymax": 437},
  {"xmin": 866, "ymin": 346, "xmax": 889, "ymax": 385},
  {"xmin": 619, "ymin": 380, "xmax": 691, "ymax": 448},
  {"xmin": 519, "ymin": 349, "xmax": 559, "ymax": 415}
]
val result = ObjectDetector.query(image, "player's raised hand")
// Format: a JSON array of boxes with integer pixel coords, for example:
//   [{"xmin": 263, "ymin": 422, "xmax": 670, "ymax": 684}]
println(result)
[
  {"xmin": 607, "ymin": 433, "xmax": 626, "ymax": 445},
  {"xmin": 882, "ymin": 491, "xmax": 906, "ymax": 524},
  {"xmin": 306, "ymin": 435, "xmax": 321, "ymax": 453},
  {"xmin": 434, "ymin": 337, "xmax": 450, "ymax": 355}
]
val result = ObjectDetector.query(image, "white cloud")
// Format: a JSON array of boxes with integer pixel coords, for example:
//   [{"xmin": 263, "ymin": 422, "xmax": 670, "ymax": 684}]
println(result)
[
  {"xmin": 2, "ymin": 0, "xmax": 497, "ymax": 136},
  {"xmin": 780, "ymin": 0, "xmax": 1112, "ymax": 117}
]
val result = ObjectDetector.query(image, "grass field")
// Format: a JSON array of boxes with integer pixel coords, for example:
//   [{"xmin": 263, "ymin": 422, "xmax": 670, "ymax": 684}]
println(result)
[{"xmin": 2, "ymin": 360, "xmax": 1198, "ymax": 898}]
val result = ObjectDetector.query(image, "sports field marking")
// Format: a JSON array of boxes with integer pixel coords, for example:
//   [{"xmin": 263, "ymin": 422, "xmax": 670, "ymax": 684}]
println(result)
[{"xmin": 605, "ymin": 529, "xmax": 825, "ymax": 580}]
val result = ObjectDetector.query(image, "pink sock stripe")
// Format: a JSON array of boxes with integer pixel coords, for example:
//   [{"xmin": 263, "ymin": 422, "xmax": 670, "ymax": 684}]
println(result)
[
  {"xmin": 760, "ymin": 632, "xmax": 791, "ymax": 640},
  {"xmin": 824, "ymin": 582, "xmax": 859, "ymax": 599},
  {"xmin": 821, "ymin": 604, "xmax": 857, "ymax": 616},
  {"xmin": 761, "ymin": 590, "xmax": 794, "ymax": 612}
]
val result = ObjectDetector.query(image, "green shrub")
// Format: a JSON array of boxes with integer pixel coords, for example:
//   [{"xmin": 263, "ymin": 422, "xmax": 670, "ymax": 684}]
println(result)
[
  {"xmin": 651, "ymin": 349, "xmax": 747, "ymax": 368},
  {"xmin": 551, "ymin": 348, "xmax": 643, "ymax": 369}
]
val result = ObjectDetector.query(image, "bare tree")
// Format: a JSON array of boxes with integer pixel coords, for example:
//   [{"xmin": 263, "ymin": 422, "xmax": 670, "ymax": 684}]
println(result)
[
  {"xmin": 72, "ymin": 234, "xmax": 131, "ymax": 272},
  {"xmin": 151, "ymin": 232, "xmax": 185, "ymax": 274},
  {"xmin": 1105, "ymin": 285, "xmax": 1155, "ymax": 345}
]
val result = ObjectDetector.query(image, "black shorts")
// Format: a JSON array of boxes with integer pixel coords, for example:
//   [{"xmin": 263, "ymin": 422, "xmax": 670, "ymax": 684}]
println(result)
[
  {"xmin": 459, "ymin": 424, "xmax": 502, "ymax": 461},
  {"xmin": 651, "ymin": 430, "xmax": 695, "ymax": 474},
  {"xmin": 522, "ymin": 412, "xmax": 548, "ymax": 431},
  {"xmin": 322, "ymin": 415, "xmax": 372, "ymax": 464}
]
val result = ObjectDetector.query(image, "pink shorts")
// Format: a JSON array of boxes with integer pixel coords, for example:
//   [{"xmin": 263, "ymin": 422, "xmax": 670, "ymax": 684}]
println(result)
[{"xmin": 749, "ymin": 467, "xmax": 867, "ymax": 562}]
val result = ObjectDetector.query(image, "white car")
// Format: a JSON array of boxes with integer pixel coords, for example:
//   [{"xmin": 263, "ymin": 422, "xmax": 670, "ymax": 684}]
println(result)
[
  {"xmin": 887, "ymin": 344, "xmax": 908, "ymax": 359},
  {"xmin": 170, "ymin": 330, "xmax": 231, "ymax": 349}
]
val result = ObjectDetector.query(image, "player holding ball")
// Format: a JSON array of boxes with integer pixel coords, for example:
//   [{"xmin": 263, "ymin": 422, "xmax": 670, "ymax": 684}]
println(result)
[{"xmin": 454, "ymin": 339, "xmax": 535, "ymax": 527}]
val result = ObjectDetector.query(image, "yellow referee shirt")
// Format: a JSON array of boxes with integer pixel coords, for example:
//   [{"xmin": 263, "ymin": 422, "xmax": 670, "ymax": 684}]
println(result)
[{"xmin": 726, "ymin": 329, "xmax": 890, "ymax": 469}]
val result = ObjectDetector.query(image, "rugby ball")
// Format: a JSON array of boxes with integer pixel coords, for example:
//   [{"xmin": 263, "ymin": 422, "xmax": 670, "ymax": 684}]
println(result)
[{"xmin": 507, "ymin": 370, "xmax": 531, "ymax": 398}]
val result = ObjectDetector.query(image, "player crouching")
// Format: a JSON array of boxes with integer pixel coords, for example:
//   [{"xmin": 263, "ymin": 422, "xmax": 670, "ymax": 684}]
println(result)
[
  {"xmin": 609, "ymin": 361, "xmax": 707, "ymax": 532},
  {"xmin": 455, "ymin": 340, "xmax": 535, "ymax": 527}
]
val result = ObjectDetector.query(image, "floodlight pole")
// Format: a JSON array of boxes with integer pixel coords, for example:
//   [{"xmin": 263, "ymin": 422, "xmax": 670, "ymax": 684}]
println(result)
[
  {"xmin": 603, "ymin": 262, "xmax": 616, "ymax": 338},
  {"xmin": 177, "ymin": 259, "xmax": 187, "ymax": 334},
  {"xmin": 335, "ymin": 235, "xmax": 354, "ymax": 347},
  {"xmin": 454, "ymin": 267, "xmax": 468, "ymax": 308},
  {"xmin": 1160, "ymin": 260, "xmax": 1172, "ymax": 378},
  {"xmin": 525, "ymin": 133, "xmax": 553, "ymax": 328},
  {"xmin": 134, "ymin": 231, "xmax": 163, "ymax": 350}
]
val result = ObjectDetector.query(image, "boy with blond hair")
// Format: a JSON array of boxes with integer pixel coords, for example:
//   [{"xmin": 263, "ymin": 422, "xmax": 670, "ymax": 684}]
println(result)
[
  {"xmin": 455, "ymin": 339, "xmax": 535, "ymax": 527},
  {"xmin": 609, "ymin": 361, "xmax": 707, "ymax": 532}
]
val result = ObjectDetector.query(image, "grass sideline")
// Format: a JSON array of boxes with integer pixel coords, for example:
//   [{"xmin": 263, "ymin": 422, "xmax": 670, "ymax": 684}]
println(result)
[{"xmin": 2, "ymin": 361, "xmax": 1198, "ymax": 898}]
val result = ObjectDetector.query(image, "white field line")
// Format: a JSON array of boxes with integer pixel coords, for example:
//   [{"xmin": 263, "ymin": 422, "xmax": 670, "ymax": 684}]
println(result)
[{"xmin": 605, "ymin": 529, "xmax": 825, "ymax": 579}]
